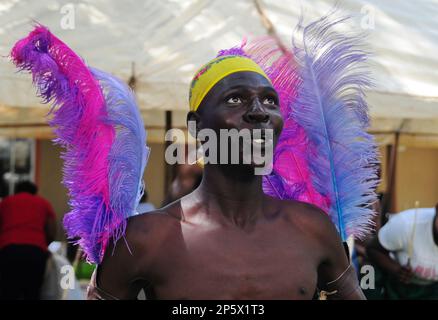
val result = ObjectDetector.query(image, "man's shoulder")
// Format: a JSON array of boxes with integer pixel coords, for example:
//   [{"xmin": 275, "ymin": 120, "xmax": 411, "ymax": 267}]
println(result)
[
  {"xmin": 395, "ymin": 208, "xmax": 435, "ymax": 222},
  {"xmin": 33, "ymin": 194, "xmax": 52, "ymax": 206},
  {"xmin": 382, "ymin": 208, "xmax": 434, "ymax": 236},
  {"xmin": 124, "ymin": 201, "xmax": 183, "ymax": 245},
  {"xmin": 269, "ymin": 197, "xmax": 340, "ymax": 245},
  {"xmin": 274, "ymin": 197, "xmax": 332, "ymax": 227}
]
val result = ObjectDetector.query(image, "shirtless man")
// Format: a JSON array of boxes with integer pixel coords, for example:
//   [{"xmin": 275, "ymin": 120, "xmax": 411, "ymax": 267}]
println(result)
[{"xmin": 89, "ymin": 56, "xmax": 365, "ymax": 300}]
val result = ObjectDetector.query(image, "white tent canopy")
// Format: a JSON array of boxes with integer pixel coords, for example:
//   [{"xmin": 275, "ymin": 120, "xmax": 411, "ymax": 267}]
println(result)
[{"xmin": 0, "ymin": 0, "xmax": 437, "ymax": 144}]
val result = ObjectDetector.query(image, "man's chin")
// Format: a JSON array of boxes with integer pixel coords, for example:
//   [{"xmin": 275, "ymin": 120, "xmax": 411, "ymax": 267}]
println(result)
[{"xmin": 235, "ymin": 155, "xmax": 274, "ymax": 175}]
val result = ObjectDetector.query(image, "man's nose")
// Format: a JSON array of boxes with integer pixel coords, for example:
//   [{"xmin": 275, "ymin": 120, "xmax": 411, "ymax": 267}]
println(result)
[{"xmin": 244, "ymin": 99, "xmax": 269, "ymax": 123}]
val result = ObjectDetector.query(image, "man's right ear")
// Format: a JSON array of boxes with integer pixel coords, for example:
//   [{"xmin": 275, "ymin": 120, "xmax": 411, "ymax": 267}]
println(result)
[{"xmin": 187, "ymin": 111, "xmax": 201, "ymax": 138}]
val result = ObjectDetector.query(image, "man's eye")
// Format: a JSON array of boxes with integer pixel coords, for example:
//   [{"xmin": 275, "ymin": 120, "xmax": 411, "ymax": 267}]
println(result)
[
  {"xmin": 226, "ymin": 97, "xmax": 242, "ymax": 104},
  {"xmin": 263, "ymin": 97, "xmax": 276, "ymax": 105}
]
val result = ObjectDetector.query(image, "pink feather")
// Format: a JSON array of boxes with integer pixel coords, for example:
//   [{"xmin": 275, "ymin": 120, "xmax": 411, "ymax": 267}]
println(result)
[
  {"xmin": 11, "ymin": 25, "xmax": 117, "ymax": 263},
  {"xmin": 242, "ymin": 37, "xmax": 330, "ymax": 212}
]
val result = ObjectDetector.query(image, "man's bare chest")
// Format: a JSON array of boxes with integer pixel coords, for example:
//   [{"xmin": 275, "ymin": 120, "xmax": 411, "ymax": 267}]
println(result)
[{"xmin": 147, "ymin": 224, "xmax": 321, "ymax": 299}]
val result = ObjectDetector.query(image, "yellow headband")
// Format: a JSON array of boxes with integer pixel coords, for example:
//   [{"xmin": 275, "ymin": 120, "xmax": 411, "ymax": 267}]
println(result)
[{"xmin": 189, "ymin": 55, "xmax": 271, "ymax": 111}]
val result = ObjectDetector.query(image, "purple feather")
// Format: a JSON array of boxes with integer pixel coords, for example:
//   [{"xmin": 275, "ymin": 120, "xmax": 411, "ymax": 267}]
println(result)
[
  {"xmin": 11, "ymin": 26, "xmax": 149, "ymax": 263},
  {"xmin": 218, "ymin": 38, "xmax": 330, "ymax": 211},
  {"xmin": 89, "ymin": 68, "xmax": 150, "ymax": 252},
  {"xmin": 292, "ymin": 13, "xmax": 379, "ymax": 240}
]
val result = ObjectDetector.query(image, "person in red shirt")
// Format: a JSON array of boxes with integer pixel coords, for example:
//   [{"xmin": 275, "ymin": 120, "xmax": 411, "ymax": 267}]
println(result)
[{"xmin": 0, "ymin": 181, "xmax": 56, "ymax": 300}]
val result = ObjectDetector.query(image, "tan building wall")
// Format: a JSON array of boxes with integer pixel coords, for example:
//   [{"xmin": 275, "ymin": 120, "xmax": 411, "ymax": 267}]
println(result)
[
  {"xmin": 395, "ymin": 146, "xmax": 438, "ymax": 211},
  {"xmin": 144, "ymin": 142, "xmax": 166, "ymax": 208},
  {"xmin": 376, "ymin": 145, "xmax": 438, "ymax": 212},
  {"xmin": 37, "ymin": 140, "xmax": 70, "ymax": 239}
]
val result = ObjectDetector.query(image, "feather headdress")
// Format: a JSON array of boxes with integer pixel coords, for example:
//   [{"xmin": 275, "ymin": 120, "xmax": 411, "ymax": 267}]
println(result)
[
  {"xmin": 11, "ymin": 25, "xmax": 149, "ymax": 263},
  {"xmin": 290, "ymin": 13, "xmax": 379, "ymax": 240},
  {"xmin": 217, "ymin": 38, "xmax": 330, "ymax": 212},
  {"xmin": 219, "ymin": 12, "xmax": 379, "ymax": 240}
]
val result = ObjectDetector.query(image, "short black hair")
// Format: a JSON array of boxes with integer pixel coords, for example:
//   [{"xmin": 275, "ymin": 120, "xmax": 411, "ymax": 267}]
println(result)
[{"xmin": 14, "ymin": 181, "xmax": 38, "ymax": 195}]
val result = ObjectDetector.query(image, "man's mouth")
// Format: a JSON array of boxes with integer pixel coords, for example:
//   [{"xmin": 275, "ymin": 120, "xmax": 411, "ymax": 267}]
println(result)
[{"xmin": 250, "ymin": 130, "xmax": 274, "ymax": 149}]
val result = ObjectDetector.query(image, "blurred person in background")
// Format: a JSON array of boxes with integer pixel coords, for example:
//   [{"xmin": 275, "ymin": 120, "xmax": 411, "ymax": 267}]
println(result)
[
  {"xmin": 0, "ymin": 179, "xmax": 8, "ymax": 200},
  {"xmin": 0, "ymin": 181, "xmax": 56, "ymax": 300},
  {"xmin": 162, "ymin": 146, "xmax": 203, "ymax": 206},
  {"xmin": 354, "ymin": 192, "xmax": 386, "ymax": 299},
  {"xmin": 367, "ymin": 203, "xmax": 438, "ymax": 299},
  {"xmin": 354, "ymin": 164, "xmax": 385, "ymax": 299}
]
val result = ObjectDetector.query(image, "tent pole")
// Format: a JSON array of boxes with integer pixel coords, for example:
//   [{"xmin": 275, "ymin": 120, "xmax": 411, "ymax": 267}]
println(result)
[
  {"xmin": 381, "ymin": 120, "xmax": 406, "ymax": 221},
  {"xmin": 253, "ymin": 0, "xmax": 287, "ymax": 53},
  {"xmin": 164, "ymin": 110, "xmax": 173, "ymax": 198},
  {"xmin": 380, "ymin": 133, "xmax": 398, "ymax": 224},
  {"xmin": 387, "ymin": 131, "xmax": 400, "ymax": 212}
]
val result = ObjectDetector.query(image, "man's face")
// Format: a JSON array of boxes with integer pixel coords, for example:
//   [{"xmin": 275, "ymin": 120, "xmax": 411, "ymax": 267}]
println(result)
[{"xmin": 189, "ymin": 71, "xmax": 284, "ymax": 169}]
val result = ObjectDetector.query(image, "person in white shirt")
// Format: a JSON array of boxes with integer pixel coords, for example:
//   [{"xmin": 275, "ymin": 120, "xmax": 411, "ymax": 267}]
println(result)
[{"xmin": 367, "ymin": 204, "xmax": 438, "ymax": 299}]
